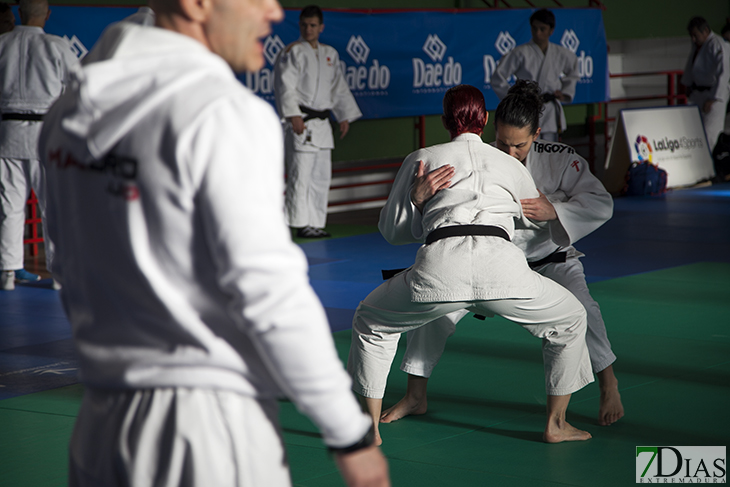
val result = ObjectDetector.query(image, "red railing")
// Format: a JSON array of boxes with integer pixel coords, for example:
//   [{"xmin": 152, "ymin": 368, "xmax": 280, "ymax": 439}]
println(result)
[
  {"xmin": 24, "ymin": 190, "xmax": 42, "ymax": 256},
  {"xmin": 328, "ymin": 161, "xmax": 402, "ymax": 207}
]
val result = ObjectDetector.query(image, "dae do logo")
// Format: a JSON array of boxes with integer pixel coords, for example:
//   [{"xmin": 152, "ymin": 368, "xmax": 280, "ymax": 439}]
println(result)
[
  {"xmin": 413, "ymin": 34, "xmax": 462, "ymax": 89},
  {"xmin": 241, "ymin": 35, "xmax": 285, "ymax": 97},
  {"xmin": 560, "ymin": 29, "xmax": 593, "ymax": 80},
  {"xmin": 342, "ymin": 35, "xmax": 391, "ymax": 92}
]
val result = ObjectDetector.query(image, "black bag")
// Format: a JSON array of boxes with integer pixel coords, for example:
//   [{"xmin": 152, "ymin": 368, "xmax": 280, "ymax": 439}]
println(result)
[
  {"xmin": 623, "ymin": 162, "xmax": 667, "ymax": 196},
  {"xmin": 712, "ymin": 132, "xmax": 730, "ymax": 182}
]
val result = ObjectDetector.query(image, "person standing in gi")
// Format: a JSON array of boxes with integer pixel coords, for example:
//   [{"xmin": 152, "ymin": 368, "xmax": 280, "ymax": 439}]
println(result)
[
  {"xmin": 681, "ymin": 16, "xmax": 730, "ymax": 152},
  {"xmin": 39, "ymin": 0, "xmax": 389, "ymax": 484},
  {"xmin": 0, "ymin": 0, "xmax": 78, "ymax": 291},
  {"xmin": 274, "ymin": 4, "xmax": 361, "ymax": 238},
  {"xmin": 491, "ymin": 8, "xmax": 579, "ymax": 142}
]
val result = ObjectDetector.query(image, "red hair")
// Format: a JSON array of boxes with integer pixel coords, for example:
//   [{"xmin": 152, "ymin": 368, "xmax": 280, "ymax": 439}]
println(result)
[{"xmin": 442, "ymin": 85, "xmax": 487, "ymax": 139}]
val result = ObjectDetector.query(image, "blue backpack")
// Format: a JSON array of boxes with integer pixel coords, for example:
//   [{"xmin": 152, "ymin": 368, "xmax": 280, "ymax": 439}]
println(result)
[{"xmin": 623, "ymin": 162, "xmax": 667, "ymax": 196}]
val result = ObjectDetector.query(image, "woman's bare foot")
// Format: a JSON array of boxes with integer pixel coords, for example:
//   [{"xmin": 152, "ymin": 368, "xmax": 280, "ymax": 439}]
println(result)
[
  {"xmin": 380, "ymin": 395, "xmax": 427, "ymax": 423},
  {"xmin": 544, "ymin": 393, "xmax": 591, "ymax": 443},
  {"xmin": 381, "ymin": 374, "xmax": 429, "ymax": 423},
  {"xmin": 373, "ymin": 424, "xmax": 383, "ymax": 446},
  {"xmin": 543, "ymin": 418, "xmax": 593, "ymax": 443},
  {"xmin": 361, "ymin": 396, "xmax": 384, "ymax": 446},
  {"xmin": 597, "ymin": 366, "xmax": 624, "ymax": 426}
]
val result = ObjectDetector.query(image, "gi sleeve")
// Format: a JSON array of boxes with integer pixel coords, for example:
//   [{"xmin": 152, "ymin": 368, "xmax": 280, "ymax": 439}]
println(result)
[
  {"xmin": 491, "ymin": 49, "xmax": 521, "ymax": 100},
  {"xmin": 511, "ymin": 160, "xmax": 546, "ymax": 232},
  {"xmin": 329, "ymin": 50, "xmax": 362, "ymax": 123},
  {"xmin": 378, "ymin": 153, "xmax": 426, "ymax": 245},
  {"xmin": 51, "ymin": 35, "xmax": 81, "ymax": 91},
  {"xmin": 192, "ymin": 94, "xmax": 370, "ymax": 449},
  {"xmin": 709, "ymin": 39, "xmax": 730, "ymax": 102},
  {"xmin": 559, "ymin": 49, "xmax": 580, "ymax": 103},
  {"xmin": 547, "ymin": 154, "xmax": 613, "ymax": 245},
  {"xmin": 273, "ymin": 44, "xmax": 304, "ymax": 119}
]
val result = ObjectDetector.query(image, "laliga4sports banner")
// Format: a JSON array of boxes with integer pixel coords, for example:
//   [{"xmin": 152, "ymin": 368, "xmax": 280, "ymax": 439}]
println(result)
[{"xmin": 37, "ymin": 6, "xmax": 608, "ymax": 120}]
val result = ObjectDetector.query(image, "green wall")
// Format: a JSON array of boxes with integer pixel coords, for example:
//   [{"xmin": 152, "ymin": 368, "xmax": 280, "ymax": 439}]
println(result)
[{"xmin": 40, "ymin": 0, "xmax": 730, "ymax": 161}]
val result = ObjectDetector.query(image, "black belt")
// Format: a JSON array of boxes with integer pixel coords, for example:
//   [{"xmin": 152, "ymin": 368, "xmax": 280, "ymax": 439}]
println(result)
[
  {"xmin": 528, "ymin": 250, "xmax": 567, "ymax": 269},
  {"xmin": 299, "ymin": 105, "xmax": 330, "ymax": 122},
  {"xmin": 426, "ymin": 225, "xmax": 510, "ymax": 245},
  {"xmin": 381, "ymin": 225, "xmax": 509, "ymax": 281},
  {"xmin": 690, "ymin": 84, "xmax": 712, "ymax": 92},
  {"xmin": 1, "ymin": 113, "xmax": 44, "ymax": 121},
  {"xmin": 541, "ymin": 92, "xmax": 557, "ymax": 102}
]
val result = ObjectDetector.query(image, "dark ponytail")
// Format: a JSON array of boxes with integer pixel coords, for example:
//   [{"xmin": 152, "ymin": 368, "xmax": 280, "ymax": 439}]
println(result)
[{"xmin": 494, "ymin": 79, "xmax": 544, "ymax": 135}]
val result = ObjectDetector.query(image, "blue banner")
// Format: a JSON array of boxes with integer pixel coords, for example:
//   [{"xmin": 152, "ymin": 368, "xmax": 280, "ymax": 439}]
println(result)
[{"xmin": 31, "ymin": 6, "xmax": 608, "ymax": 119}]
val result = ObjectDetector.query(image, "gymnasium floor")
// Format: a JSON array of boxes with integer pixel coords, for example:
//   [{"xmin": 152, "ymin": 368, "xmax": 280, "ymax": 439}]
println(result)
[{"xmin": 1, "ymin": 183, "xmax": 729, "ymax": 486}]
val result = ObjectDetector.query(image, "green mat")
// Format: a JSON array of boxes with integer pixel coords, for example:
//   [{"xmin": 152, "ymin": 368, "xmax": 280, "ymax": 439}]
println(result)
[{"xmin": 2, "ymin": 262, "xmax": 728, "ymax": 486}]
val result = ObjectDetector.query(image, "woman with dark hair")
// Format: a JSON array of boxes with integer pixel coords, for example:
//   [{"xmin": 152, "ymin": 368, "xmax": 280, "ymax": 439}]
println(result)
[
  {"xmin": 347, "ymin": 84, "xmax": 593, "ymax": 446},
  {"xmin": 385, "ymin": 80, "xmax": 624, "ymax": 432}
]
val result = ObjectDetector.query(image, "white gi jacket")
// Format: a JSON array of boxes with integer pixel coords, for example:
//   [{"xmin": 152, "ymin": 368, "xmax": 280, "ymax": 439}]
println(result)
[
  {"xmin": 379, "ymin": 133, "xmax": 545, "ymax": 303},
  {"xmin": 39, "ymin": 23, "xmax": 369, "ymax": 449},
  {"xmin": 0, "ymin": 25, "xmax": 78, "ymax": 158},
  {"xmin": 681, "ymin": 32, "xmax": 730, "ymax": 149},
  {"xmin": 274, "ymin": 40, "xmax": 361, "ymax": 151},
  {"xmin": 511, "ymin": 140, "xmax": 613, "ymax": 261},
  {"xmin": 682, "ymin": 32, "xmax": 730, "ymax": 105},
  {"xmin": 491, "ymin": 40, "xmax": 579, "ymax": 134}
]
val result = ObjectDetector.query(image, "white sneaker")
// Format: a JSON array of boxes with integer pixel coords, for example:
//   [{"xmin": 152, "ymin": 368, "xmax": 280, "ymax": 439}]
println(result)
[{"xmin": 1, "ymin": 270, "xmax": 15, "ymax": 291}]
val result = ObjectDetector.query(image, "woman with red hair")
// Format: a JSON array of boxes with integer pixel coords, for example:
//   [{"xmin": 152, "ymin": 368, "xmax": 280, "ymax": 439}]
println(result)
[{"xmin": 347, "ymin": 84, "xmax": 593, "ymax": 446}]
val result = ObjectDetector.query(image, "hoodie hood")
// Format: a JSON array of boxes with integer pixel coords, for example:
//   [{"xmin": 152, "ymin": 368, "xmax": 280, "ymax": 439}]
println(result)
[{"xmin": 53, "ymin": 23, "xmax": 235, "ymax": 164}]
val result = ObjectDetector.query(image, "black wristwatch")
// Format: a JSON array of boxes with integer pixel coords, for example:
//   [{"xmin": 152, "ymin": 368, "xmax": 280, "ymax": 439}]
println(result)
[{"xmin": 328, "ymin": 424, "xmax": 375, "ymax": 455}]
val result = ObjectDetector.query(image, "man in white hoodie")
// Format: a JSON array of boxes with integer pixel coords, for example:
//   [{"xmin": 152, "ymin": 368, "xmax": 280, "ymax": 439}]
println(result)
[{"xmin": 39, "ymin": 0, "xmax": 389, "ymax": 485}]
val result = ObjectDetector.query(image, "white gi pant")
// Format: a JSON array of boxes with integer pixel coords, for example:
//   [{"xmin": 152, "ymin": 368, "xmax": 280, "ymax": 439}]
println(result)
[
  {"xmin": 0, "ymin": 157, "xmax": 52, "ymax": 271},
  {"xmin": 69, "ymin": 387, "xmax": 291, "ymax": 487},
  {"xmin": 691, "ymin": 91, "xmax": 727, "ymax": 151},
  {"xmin": 347, "ymin": 268, "xmax": 594, "ymax": 398},
  {"xmin": 401, "ymin": 255, "xmax": 616, "ymax": 379},
  {"xmin": 284, "ymin": 129, "xmax": 331, "ymax": 229}
]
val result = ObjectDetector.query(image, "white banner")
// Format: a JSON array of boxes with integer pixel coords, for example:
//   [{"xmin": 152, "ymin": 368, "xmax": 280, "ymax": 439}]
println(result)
[{"xmin": 617, "ymin": 106, "xmax": 715, "ymax": 188}]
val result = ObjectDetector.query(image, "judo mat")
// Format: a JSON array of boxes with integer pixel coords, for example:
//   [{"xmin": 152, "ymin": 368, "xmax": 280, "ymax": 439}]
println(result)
[
  {"xmin": 0, "ymin": 262, "xmax": 727, "ymax": 487},
  {"xmin": 1, "ymin": 182, "xmax": 730, "ymax": 486}
]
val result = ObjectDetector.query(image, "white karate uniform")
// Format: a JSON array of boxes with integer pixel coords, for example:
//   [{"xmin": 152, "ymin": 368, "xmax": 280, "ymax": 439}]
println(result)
[
  {"xmin": 682, "ymin": 32, "xmax": 730, "ymax": 151},
  {"xmin": 40, "ymin": 23, "xmax": 370, "ymax": 486},
  {"xmin": 274, "ymin": 40, "xmax": 361, "ymax": 228},
  {"xmin": 491, "ymin": 40, "xmax": 579, "ymax": 140},
  {"xmin": 347, "ymin": 133, "xmax": 593, "ymax": 399},
  {"xmin": 402, "ymin": 140, "xmax": 616, "ymax": 379},
  {"xmin": 0, "ymin": 25, "xmax": 78, "ymax": 271}
]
